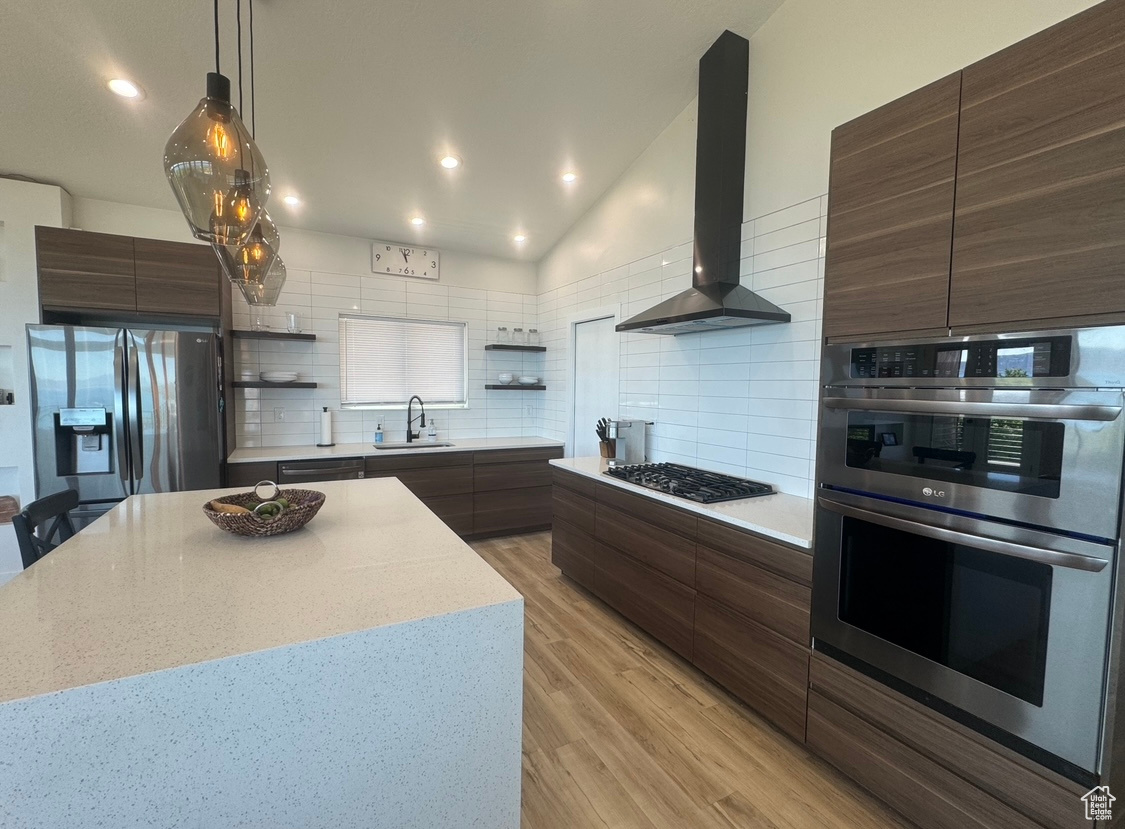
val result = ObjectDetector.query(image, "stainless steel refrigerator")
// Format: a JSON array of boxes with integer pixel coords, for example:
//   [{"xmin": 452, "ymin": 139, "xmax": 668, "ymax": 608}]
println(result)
[{"xmin": 27, "ymin": 324, "xmax": 223, "ymax": 526}]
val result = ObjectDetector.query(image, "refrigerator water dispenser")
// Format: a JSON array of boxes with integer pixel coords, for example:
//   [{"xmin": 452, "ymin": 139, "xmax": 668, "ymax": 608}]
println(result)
[{"xmin": 55, "ymin": 407, "xmax": 113, "ymax": 476}]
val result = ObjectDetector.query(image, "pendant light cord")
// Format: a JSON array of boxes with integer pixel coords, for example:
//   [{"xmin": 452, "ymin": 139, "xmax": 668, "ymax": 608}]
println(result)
[
  {"xmin": 249, "ymin": 0, "xmax": 256, "ymax": 137},
  {"xmin": 213, "ymin": 0, "xmax": 220, "ymax": 73},
  {"xmin": 236, "ymin": 0, "xmax": 244, "ymax": 114}
]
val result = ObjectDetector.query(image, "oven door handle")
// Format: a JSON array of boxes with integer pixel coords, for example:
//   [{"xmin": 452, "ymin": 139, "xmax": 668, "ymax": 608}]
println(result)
[
  {"xmin": 821, "ymin": 397, "xmax": 1122, "ymax": 422},
  {"xmin": 817, "ymin": 496, "xmax": 1110, "ymax": 572}
]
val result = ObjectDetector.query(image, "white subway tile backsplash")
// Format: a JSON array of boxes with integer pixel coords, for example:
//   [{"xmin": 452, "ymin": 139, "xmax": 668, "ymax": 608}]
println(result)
[
  {"xmin": 236, "ymin": 194, "xmax": 828, "ymax": 495},
  {"xmin": 534, "ymin": 192, "xmax": 827, "ymax": 494},
  {"xmin": 753, "ymin": 197, "xmax": 822, "ymax": 237}
]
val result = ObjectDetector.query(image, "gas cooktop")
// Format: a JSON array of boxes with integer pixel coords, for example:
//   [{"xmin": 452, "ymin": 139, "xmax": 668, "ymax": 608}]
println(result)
[{"xmin": 604, "ymin": 462, "xmax": 775, "ymax": 504}]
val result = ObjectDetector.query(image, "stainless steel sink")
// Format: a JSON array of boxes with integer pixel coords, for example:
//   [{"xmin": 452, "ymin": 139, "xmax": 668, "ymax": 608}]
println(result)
[{"xmin": 372, "ymin": 442, "xmax": 455, "ymax": 450}]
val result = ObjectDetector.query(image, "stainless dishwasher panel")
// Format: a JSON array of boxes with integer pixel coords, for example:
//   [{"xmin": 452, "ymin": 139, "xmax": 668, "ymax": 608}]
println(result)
[{"xmin": 277, "ymin": 458, "xmax": 365, "ymax": 484}]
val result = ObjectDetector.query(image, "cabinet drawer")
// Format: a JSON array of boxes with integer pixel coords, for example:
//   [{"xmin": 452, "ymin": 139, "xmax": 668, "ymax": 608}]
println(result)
[
  {"xmin": 696, "ymin": 545, "xmax": 810, "ymax": 646},
  {"xmin": 697, "ymin": 517, "xmax": 812, "ymax": 586},
  {"xmin": 473, "ymin": 485, "xmax": 552, "ymax": 536},
  {"xmin": 551, "ymin": 518, "xmax": 597, "ymax": 591},
  {"xmin": 225, "ymin": 461, "xmax": 278, "ymax": 488},
  {"xmin": 596, "ymin": 483, "xmax": 697, "ymax": 539},
  {"xmin": 692, "ymin": 596, "xmax": 808, "ymax": 741},
  {"xmin": 422, "ymin": 493, "xmax": 474, "ymax": 536},
  {"xmin": 595, "ymin": 503, "xmax": 695, "ymax": 586},
  {"xmin": 36, "ymin": 226, "xmax": 137, "ymax": 311},
  {"xmin": 553, "ymin": 484, "xmax": 595, "ymax": 535},
  {"xmin": 552, "ymin": 466, "xmax": 596, "ymax": 498},
  {"xmin": 595, "ymin": 543, "xmax": 695, "ymax": 660},
  {"xmin": 474, "ymin": 446, "xmax": 564, "ymax": 465},
  {"xmin": 475, "ymin": 459, "xmax": 552, "ymax": 492},
  {"xmin": 808, "ymin": 653, "xmax": 1087, "ymax": 829},
  {"xmin": 807, "ymin": 692, "xmax": 1026, "ymax": 829},
  {"xmin": 364, "ymin": 451, "xmax": 473, "ymax": 474},
  {"xmin": 366, "ymin": 465, "xmax": 473, "ymax": 498}
]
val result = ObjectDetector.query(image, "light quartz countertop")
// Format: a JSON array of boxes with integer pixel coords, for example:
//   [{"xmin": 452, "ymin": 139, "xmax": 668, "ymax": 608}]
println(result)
[
  {"xmin": 551, "ymin": 457, "xmax": 815, "ymax": 550},
  {"xmin": 0, "ymin": 477, "xmax": 522, "ymax": 705},
  {"xmin": 228, "ymin": 435, "xmax": 565, "ymax": 464}
]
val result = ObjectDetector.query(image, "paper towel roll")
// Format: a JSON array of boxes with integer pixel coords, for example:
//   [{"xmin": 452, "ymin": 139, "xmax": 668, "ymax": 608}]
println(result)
[{"xmin": 318, "ymin": 407, "xmax": 335, "ymax": 447}]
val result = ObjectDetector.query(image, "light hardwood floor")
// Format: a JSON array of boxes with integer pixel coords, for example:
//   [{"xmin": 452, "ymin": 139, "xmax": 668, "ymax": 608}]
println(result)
[{"xmin": 470, "ymin": 532, "xmax": 911, "ymax": 829}]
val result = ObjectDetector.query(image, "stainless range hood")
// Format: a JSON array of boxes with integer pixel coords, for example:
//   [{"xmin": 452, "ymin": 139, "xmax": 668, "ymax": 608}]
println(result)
[{"xmin": 617, "ymin": 31, "xmax": 790, "ymax": 335}]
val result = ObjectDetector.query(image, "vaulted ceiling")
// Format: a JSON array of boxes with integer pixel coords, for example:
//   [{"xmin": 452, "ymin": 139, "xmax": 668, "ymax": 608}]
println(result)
[{"xmin": 2, "ymin": 0, "xmax": 781, "ymax": 260}]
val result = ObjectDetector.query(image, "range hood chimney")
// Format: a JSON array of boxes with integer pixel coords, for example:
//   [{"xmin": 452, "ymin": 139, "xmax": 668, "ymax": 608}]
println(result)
[{"xmin": 616, "ymin": 30, "xmax": 790, "ymax": 335}]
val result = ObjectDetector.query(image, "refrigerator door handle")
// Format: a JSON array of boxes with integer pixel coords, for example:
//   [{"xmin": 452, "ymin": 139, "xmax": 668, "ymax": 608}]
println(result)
[
  {"xmin": 113, "ymin": 333, "xmax": 130, "ymax": 487},
  {"xmin": 128, "ymin": 337, "xmax": 144, "ymax": 482}
]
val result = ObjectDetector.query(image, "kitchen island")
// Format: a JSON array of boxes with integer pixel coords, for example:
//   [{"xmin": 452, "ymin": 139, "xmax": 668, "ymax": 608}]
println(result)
[{"xmin": 0, "ymin": 478, "xmax": 523, "ymax": 829}]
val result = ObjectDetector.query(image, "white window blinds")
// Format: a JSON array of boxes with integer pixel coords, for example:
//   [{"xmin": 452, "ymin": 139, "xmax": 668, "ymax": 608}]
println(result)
[{"xmin": 339, "ymin": 315, "xmax": 468, "ymax": 407}]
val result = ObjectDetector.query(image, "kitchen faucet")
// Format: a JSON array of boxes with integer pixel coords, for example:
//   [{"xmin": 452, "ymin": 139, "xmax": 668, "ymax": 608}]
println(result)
[{"xmin": 406, "ymin": 396, "xmax": 426, "ymax": 442}]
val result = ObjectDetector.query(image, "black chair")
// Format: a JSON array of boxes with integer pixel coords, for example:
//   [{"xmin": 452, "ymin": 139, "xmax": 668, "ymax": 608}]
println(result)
[{"xmin": 12, "ymin": 489, "xmax": 79, "ymax": 570}]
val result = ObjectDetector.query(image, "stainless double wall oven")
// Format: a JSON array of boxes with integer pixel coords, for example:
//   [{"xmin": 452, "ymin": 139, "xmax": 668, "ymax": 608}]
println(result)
[{"xmin": 813, "ymin": 325, "xmax": 1125, "ymax": 783}]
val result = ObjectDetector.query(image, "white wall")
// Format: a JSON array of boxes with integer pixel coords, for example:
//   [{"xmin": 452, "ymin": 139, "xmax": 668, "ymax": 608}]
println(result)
[
  {"xmin": 0, "ymin": 179, "xmax": 71, "ymax": 583},
  {"xmin": 744, "ymin": 0, "xmax": 1100, "ymax": 219},
  {"xmin": 535, "ymin": 0, "xmax": 1099, "ymax": 491},
  {"xmin": 72, "ymin": 198, "xmax": 541, "ymax": 448},
  {"xmin": 539, "ymin": 196, "xmax": 825, "ymax": 497},
  {"xmin": 71, "ymin": 199, "xmax": 538, "ymax": 295},
  {"xmin": 540, "ymin": 0, "xmax": 1098, "ymax": 292}
]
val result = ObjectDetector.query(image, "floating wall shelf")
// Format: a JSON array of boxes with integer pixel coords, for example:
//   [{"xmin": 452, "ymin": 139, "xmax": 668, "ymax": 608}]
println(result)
[
  {"xmin": 485, "ymin": 384, "xmax": 546, "ymax": 391},
  {"xmin": 232, "ymin": 330, "xmax": 317, "ymax": 341},
  {"xmin": 232, "ymin": 381, "xmax": 318, "ymax": 389},
  {"xmin": 483, "ymin": 344, "xmax": 546, "ymax": 353}
]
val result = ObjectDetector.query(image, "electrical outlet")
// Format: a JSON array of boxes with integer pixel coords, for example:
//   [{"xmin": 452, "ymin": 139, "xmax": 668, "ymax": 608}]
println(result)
[
  {"xmin": 525, "ymin": 405, "xmax": 534, "ymax": 417},
  {"xmin": 274, "ymin": 407, "xmax": 285, "ymax": 422}
]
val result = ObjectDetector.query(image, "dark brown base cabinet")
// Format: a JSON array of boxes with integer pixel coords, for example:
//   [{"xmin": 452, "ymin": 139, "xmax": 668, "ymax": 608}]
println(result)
[
  {"xmin": 551, "ymin": 468, "xmax": 1100, "ymax": 827},
  {"xmin": 226, "ymin": 445, "xmax": 562, "ymax": 538},
  {"xmin": 551, "ymin": 466, "xmax": 814, "ymax": 740},
  {"xmin": 807, "ymin": 653, "xmax": 1093, "ymax": 829}
]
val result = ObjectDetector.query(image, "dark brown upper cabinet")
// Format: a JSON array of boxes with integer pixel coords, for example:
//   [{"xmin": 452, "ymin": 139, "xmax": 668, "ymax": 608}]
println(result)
[
  {"xmin": 36, "ymin": 227, "xmax": 137, "ymax": 312},
  {"xmin": 135, "ymin": 238, "xmax": 221, "ymax": 317},
  {"xmin": 950, "ymin": 0, "xmax": 1125, "ymax": 330},
  {"xmin": 36, "ymin": 227, "xmax": 223, "ymax": 320},
  {"xmin": 823, "ymin": 73, "xmax": 962, "ymax": 341}
]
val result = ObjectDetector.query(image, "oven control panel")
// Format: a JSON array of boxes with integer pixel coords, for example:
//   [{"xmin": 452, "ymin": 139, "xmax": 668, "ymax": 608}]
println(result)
[{"xmin": 851, "ymin": 336, "xmax": 1071, "ymax": 379}]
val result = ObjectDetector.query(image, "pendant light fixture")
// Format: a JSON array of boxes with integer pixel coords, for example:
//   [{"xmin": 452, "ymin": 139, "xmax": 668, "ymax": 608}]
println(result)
[
  {"xmin": 217, "ymin": 0, "xmax": 286, "ymax": 304},
  {"xmin": 239, "ymin": 254, "xmax": 287, "ymax": 307},
  {"xmin": 163, "ymin": 0, "xmax": 270, "ymax": 246},
  {"xmin": 215, "ymin": 208, "xmax": 279, "ymax": 286}
]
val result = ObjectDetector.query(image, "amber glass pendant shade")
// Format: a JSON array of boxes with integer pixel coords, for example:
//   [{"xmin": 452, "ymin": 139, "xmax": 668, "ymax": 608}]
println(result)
[
  {"xmin": 215, "ymin": 210, "xmax": 279, "ymax": 286},
  {"xmin": 163, "ymin": 72, "xmax": 271, "ymax": 246},
  {"xmin": 239, "ymin": 255, "xmax": 287, "ymax": 306}
]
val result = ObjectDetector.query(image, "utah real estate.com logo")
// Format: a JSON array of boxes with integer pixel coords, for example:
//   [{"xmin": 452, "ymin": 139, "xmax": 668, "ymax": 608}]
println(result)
[{"xmin": 1082, "ymin": 786, "xmax": 1115, "ymax": 821}]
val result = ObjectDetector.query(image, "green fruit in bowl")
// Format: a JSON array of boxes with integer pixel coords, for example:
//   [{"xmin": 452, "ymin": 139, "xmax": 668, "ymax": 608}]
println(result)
[
  {"xmin": 253, "ymin": 501, "xmax": 284, "ymax": 519},
  {"xmin": 275, "ymin": 497, "xmax": 289, "ymax": 509}
]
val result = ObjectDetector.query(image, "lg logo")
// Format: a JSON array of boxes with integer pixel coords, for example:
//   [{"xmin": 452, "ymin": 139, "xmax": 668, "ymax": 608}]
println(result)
[{"xmin": 922, "ymin": 487, "xmax": 947, "ymax": 498}]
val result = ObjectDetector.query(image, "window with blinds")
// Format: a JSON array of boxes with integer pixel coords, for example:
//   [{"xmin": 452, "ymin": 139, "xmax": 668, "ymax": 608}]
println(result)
[{"xmin": 339, "ymin": 315, "xmax": 468, "ymax": 408}]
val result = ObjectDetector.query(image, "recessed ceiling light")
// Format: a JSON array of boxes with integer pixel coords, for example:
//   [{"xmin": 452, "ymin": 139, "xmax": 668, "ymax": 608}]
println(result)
[
  {"xmin": 513, "ymin": 234, "xmax": 527, "ymax": 243},
  {"xmin": 410, "ymin": 216, "xmax": 425, "ymax": 226},
  {"xmin": 561, "ymin": 171, "xmax": 577, "ymax": 183},
  {"xmin": 283, "ymin": 194, "xmax": 301, "ymax": 207},
  {"xmin": 439, "ymin": 155, "xmax": 462, "ymax": 169},
  {"xmin": 107, "ymin": 78, "xmax": 144, "ymax": 99}
]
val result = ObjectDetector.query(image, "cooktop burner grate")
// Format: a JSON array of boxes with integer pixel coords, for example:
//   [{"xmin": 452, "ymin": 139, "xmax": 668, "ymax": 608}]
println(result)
[{"xmin": 604, "ymin": 462, "xmax": 775, "ymax": 503}]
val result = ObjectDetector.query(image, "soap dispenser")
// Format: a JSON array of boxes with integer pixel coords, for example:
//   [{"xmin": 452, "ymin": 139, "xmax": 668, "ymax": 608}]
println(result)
[
  {"xmin": 375, "ymin": 420, "xmax": 384, "ymax": 445},
  {"xmin": 427, "ymin": 420, "xmax": 437, "ymax": 442}
]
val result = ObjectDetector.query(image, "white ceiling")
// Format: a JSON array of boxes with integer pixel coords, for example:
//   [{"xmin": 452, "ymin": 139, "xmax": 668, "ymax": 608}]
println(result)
[{"xmin": 2, "ymin": 0, "xmax": 781, "ymax": 261}]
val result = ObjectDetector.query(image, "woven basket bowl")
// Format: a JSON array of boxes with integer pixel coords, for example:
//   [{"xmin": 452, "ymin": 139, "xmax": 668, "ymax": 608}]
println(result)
[{"xmin": 203, "ymin": 482, "xmax": 326, "ymax": 537}]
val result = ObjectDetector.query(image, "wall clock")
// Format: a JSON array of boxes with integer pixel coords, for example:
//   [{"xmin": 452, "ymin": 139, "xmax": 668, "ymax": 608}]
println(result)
[{"xmin": 371, "ymin": 241, "xmax": 440, "ymax": 280}]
